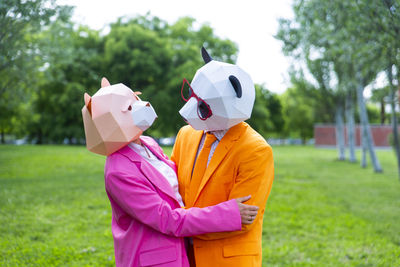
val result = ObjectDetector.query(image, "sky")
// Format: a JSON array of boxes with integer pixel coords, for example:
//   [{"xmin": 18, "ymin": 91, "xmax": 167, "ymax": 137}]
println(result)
[{"xmin": 58, "ymin": 0, "xmax": 294, "ymax": 94}]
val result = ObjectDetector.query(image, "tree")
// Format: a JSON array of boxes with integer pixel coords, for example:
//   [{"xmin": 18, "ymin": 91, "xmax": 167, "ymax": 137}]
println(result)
[
  {"xmin": 373, "ymin": 0, "xmax": 400, "ymax": 179},
  {"xmin": 370, "ymin": 86, "xmax": 390, "ymax": 125},
  {"xmin": 29, "ymin": 18, "xmax": 103, "ymax": 143},
  {"xmin": 0, "ymin": 0, "xmax": 71, "ymax": 143},
  {"xmin": 276, "ymin": 3, "xmax": 346, "ymax": 158},
  {"xmin": 277, "ymin": 0, "xmax": 384, "ymax": 172}
]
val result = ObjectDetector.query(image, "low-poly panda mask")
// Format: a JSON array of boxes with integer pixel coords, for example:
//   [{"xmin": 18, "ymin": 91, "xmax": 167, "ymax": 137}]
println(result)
[
  {"xmin": 82, "ymin": 83, "xmax": 157, "ymax": 156},
  {"xmin": 179, "ymin": 47, "xmax": 255, "ymax": 131}
]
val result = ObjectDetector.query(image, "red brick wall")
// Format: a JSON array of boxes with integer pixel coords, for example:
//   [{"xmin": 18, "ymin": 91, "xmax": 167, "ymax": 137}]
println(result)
[
  {"xmin": 314, "ymin": 125, "xmax": 336, "ymax": 146},
  {"xmin": 314, "ymin": 124, "xmax": 398, "ymax": 147}
]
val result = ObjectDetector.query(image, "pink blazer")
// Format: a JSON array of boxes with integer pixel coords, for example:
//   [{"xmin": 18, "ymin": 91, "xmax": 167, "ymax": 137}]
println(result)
[{"xmin": 104, "ymin": 136, "xmax": 241, "ymax": 267}]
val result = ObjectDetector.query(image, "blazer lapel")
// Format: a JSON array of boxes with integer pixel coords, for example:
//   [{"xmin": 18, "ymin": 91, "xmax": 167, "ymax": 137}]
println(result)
[
  {"xmin": 183, "ymin": 129, "xmax": 204, "ymax": 203},
  {"xmin": 118, "ymin": 145, "xmax": 180, "ymax": 206},
  {"xmin": 140, "ymin": 137, "xmax": 176, "ymax": 171},
  {"xmin": 192, "ymin": 122, "xmax": 248, "ymax": 205}
]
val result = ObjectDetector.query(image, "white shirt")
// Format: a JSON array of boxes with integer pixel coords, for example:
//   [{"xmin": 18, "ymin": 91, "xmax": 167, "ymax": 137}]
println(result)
[{"xmin": 128, "ymin": 142, "xmax": 185, "ymax": 207}]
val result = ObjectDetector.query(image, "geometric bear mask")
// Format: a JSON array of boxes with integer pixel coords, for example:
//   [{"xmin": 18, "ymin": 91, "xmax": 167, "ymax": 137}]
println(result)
[{"xmin": 82, "ymin": 83, "xmax": 157, "ymax": 156}]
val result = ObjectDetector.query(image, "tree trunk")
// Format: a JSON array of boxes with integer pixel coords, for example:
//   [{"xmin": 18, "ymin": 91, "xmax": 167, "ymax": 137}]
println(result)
[
  {"xmin": 380, "ymin": 98, "xmax": 386, "ymax": 125},
  {"xmin": 345, "ymin": 90, "xmax": 356, "ymax": 162},
  {"xmin": 356, "ymin": 72, "xmax": 382, "ymax": 173},
  {"xmin": 388, "ymin": 65, "xmax": 400, "ymax": 179},
  {"xmin": 335, "ymin": 104, "xmax": 346, "ymax": 160},
  {"xmin": 37, "ymin": 129, "xmax": 42, "ymax": 144},
  {"xmin": 0, "ymin": 128, "xmax": 4, "ymax": 144},
  {"xmin": 361, "ymin": 123, "xmax": 368, "ymax": 168}
]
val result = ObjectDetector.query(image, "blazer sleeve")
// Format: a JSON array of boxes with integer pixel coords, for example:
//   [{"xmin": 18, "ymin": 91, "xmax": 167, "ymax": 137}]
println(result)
[
  {"xmin": 105, "ymin": 169, "xmax": 242, "ymax": 237},
  {"xmin": 195, "ymin": 144, "xmax": 274, "ymax": 240},
  {"xmin": 170, "ymin": 127, "xmax": 183, "ymax": 165}
]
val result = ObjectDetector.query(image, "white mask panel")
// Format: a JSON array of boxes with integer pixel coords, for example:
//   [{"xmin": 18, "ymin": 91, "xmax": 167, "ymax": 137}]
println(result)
[{"xmin": 131, "ymin": 100, "xmax": 158, "ymax": 131}]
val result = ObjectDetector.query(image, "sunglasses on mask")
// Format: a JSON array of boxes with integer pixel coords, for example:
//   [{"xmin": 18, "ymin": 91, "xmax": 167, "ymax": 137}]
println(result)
[{"xmin": 181, "ymin": 78, "xmax": 213, "ymax": 120}]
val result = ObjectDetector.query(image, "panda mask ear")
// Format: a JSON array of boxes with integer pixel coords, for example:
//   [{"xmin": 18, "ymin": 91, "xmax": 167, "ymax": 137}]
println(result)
[
  {"xmin": 201, "ymin": 46, "xmax": 213, "ymax": 64},
  {"xmin": 229, "ymin": 75, "xmax": 242, "ymax": 98}
]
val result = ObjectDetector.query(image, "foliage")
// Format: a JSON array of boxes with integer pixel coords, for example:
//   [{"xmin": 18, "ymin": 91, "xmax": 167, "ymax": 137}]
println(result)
[
  {"xmin": 280, "ymin": 71, "xmax": 335, "ymax": 142},
  {"xmin": 276, "ymin": 0, "xmax": 386, "ymax": 111},
  {"xmin": 29, "ymin": 20, "xmax": 103, "ymax": 143},
  {"xmin": 0, "ymin": 0, "xmax": 72, "ymax": 142},
  {"xmin": 281, "ymin": 87, "xmax": 313, "ymax": 142},
  {"xmin": 389, "ymin": 132, "xmax": 400, "ymax": 150},
  {"xmin": 0, "ymin": 145, "xmax": 399, "ymax": 266},
  {"xmin": 247, "ymin": 84, "xmax": 284, "ymax": 137},
  {"xmin": 350, "ymin": 103, "xmax": 381, "ymax": 125},
  {"xmin": 275, "ymin": 1, "xmax": 349, "ymax": 143},
  {"xmin": 365, "ymin": 104, "xmax": 381, "ymax": 124},
  {"xmin": 370, "ymin": 86, "xmax": 391, "ymax": 124}
]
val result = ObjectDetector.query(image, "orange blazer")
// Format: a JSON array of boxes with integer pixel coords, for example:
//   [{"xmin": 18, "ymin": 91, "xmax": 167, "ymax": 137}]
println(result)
[{"xmin": 171, "ymin": 122, "xmax": 274, "ymax": 267}]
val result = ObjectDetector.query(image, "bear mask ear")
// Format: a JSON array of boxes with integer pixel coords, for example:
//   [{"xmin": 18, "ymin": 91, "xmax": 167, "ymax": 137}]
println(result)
[
  {"xmin": 84, "ymin": 93, "xmax": 92, "ymax": 115},
  {"xmin": 229, "ymin": 75, "xmax": 242, "ymax": 98},
  {"xmin": 201, "ymin": 46, "xmax": 213, "ymax": 64}
]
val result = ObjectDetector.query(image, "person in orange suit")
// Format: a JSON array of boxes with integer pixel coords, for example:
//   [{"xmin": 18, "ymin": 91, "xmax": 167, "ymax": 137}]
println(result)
[{"xmin": 171, "ymin": 47, "xmax": 274, "ymax": 266}]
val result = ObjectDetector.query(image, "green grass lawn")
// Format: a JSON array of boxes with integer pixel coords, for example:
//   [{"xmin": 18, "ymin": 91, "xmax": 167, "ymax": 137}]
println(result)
[{"xmin": 0, "ymin": 145, "xmax": 399, "ymax": 266}]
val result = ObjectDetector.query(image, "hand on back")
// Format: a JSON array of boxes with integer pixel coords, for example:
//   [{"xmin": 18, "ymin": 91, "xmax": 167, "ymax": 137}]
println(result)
[{"xmin": 235, "ymin": 195, "xmax": 259, "ymax": 225}]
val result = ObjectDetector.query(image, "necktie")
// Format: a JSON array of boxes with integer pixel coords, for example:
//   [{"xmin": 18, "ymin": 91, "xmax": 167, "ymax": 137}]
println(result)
[{"xmin": 187, "ymin": 133, "xmax": 217, "ymax": 207}]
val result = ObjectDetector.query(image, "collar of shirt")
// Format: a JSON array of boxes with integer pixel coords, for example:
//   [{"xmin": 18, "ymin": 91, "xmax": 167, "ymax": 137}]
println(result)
[
  {"xmin": 205, "ymin": 129, "xmax": 229, "ymax": 141},
  {"xmin": 128, "ymin": 142, "xmax": 155, "ymax": 159}
]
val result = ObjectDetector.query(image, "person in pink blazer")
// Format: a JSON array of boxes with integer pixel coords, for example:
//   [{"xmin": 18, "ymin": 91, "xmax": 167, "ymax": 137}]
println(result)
[{"xmin": 82, "ymin": 78, "xmax": 259, "ymax": 267}]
